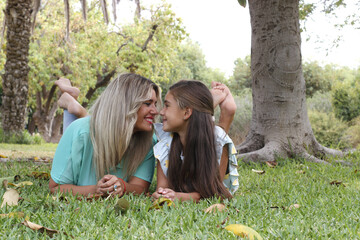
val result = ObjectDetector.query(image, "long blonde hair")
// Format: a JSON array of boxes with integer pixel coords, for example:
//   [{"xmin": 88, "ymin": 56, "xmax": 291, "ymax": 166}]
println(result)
[{"xmin": 89, "ymin": 73, "xmax": 160, "ymax": 180}]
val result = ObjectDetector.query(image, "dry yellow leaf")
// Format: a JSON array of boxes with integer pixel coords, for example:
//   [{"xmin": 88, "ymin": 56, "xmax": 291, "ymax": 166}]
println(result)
[
  {"xmin": 22, "ymin": 220, "xmax": 61, "ymax": 237},
  {"xmin": 150, "ymin": 197, "xmax": 174, "ymax": 210},
  {"xmin": 205, "ymin": 203, "xmax": 226, "ymax": 213},
  {"xmin": 252, "ymin": 169, "xmax": 265, "ymax": 174},
  {"xmin": 1, "ymin": 188, "xmax": 19, "ymax": 208},
  {"xmin": 0, "ymin": 211, "xmax": 24, "ymax": 218},
  {"xmin": 225, "ymin": 224, "xmax": 263, "ymax": 240},
  {"xmin": 8, "ymin": 181, "xmax": 33, "ymax": 188},
  {"xmin": 289, "ymin": 204, "xmax": 300, "ymax": 210}
]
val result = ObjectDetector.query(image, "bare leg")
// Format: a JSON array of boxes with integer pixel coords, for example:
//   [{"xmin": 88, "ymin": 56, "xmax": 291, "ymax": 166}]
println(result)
[
  {"xmin": 58, "ymin": 93, "xmax": 88, "ymax": 118},
  {"xmin": 55, "ymin": 77, "xmax": 80, "ymax": 99}
]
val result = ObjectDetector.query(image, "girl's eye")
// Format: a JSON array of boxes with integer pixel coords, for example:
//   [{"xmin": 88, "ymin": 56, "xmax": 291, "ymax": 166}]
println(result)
[{"xmin": 144, "ymin": 102, "xmax": 151, "ymax": 106}]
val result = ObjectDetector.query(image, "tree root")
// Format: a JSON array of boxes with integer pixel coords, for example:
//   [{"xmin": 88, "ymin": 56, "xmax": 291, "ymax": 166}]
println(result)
[
  {"xmin": 298, "ymin": 151, "xmax": 331, "ymax": 165},
  {"xmin": 236, "ymin": 132, "xmax": 264, "ymax": 154},
  {"xmin": 312, "ymin": 140, "xmax": 344, "ymax": 158},
  {"xmin": 237, "ymin": 141, "xmax": 285, "ymax": 163}
]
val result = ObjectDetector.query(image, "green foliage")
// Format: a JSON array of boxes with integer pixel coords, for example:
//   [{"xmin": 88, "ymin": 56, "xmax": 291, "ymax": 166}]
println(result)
[
  {"xmin": 303, "ymin": 61, "xmax": 332, "ymax": 97},
  {"xmin": 331, "ymin": 81, "xmax": 360, "ymax": 122},
  {"xmin": 346, "ymin": 116, "xmax": 360, "ymax": 149},
  {"xmin": 237, "ymin": 0, "xmax": 247, "ymax": 8},
  {"xmin": 307, "ymin": 91, "xmax": 333, "ymax": 113},
  {"xmin": 228, "ymin": 56, "xmax": 251, "ymax": 96},
  {"xmin": 215, "ymin": 89, "xmax": 252, "ymax": 145},
  {"xmin": 0, "ymin": 128, "xmax": 44, "ymax": 145},
  {"xmin": 308, "ymin": 110, "xmax": 350, "ymax": 149}
]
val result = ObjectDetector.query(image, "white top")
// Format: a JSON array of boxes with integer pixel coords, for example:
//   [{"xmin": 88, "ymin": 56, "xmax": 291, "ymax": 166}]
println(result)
[{"xmin": 153, "ymin": 123, "xmax": 239, "ymax": 194}]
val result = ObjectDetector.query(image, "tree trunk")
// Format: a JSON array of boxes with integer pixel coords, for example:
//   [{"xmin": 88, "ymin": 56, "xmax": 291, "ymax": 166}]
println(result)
[
  {"xmin": 1, "ymin": 0, "xmax": 32, "ymax": 134},
  {"xmin": 237, "ymin": 0, "xmax": 343, "ymax": 164}
]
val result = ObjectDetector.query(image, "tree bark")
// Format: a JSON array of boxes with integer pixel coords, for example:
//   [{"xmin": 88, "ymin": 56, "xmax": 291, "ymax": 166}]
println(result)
[
  {"xmin": 1, "ymin": 0, "xmax": 32, "ymax": 134},
  {"xmin": 237, "ymin": 0, "xmax": 343, "ymax": 164}
]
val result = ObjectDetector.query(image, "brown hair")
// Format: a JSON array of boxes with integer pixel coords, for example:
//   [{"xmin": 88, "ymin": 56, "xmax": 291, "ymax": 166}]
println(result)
[{"xmin": 166, "ymin": 80, "xmax": 232, "ymax": 199}]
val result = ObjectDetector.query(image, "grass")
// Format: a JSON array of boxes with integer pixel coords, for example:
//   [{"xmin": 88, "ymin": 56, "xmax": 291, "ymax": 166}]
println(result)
[
  {"xmin": 1, "ymin": 145, "xmax": 360, "ymax": 239},
  {"xmin": 0, "ymin": 143, "xmax": 57, "ymax": 159}
]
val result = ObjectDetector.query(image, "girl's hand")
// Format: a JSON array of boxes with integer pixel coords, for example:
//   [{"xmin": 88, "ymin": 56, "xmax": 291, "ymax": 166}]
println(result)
[
  {"xmin": 96, "ymin": 175, "xmax": 125, "ymax": 197},
  {"xmin": 152, "ymin": 187, "xmax": 176, "ymax": 201}
]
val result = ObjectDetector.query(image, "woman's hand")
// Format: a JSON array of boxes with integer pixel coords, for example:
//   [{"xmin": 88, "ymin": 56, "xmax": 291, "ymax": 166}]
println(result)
[
  {"xmin": 96, "ymin": 175, "xmax": 125, "ymax": 197},
  {"xmin": 152, "ymin": 187, "xmax": 176, "ymax": 200}
]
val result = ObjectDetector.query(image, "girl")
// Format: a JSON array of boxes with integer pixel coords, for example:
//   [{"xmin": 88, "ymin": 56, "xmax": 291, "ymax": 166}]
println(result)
[
  {"xmin": 49, "ymin": 73, "xmax": 161, "ymax": 197},
  {"xmin": 152, "ymin": 80, "xmax": 238, "ymax": 202}
]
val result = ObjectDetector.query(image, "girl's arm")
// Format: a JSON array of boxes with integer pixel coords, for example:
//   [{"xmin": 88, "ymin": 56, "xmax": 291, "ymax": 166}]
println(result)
[
  {"xmin": 152, "ymin": 161, "xmax": 201, "ymax": 202},
  {"xmin": 219, "ymin": 146, "xmax": 229, "ymax": 180},
  {"xmin": 49, "ymin": 177, "xmax": 98, "ymax": 196}
]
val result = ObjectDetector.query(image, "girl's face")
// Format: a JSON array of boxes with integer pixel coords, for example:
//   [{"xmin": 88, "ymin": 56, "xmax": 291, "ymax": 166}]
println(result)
[
  {"xmin": 160, "ymin": 92, "xmax": 188, "ymax": 133},
  {"xmin": 133, "ymin": 89, "xmax": 158, "ymax": 132}
]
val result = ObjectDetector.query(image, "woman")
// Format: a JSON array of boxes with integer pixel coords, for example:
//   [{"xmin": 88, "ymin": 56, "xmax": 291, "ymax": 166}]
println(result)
[
  {"xmin": 49, "ymin": 73, "xmax": 161, "ymax": 197},
  {"xmin": 151, "ymin": 80, "xmax": 239, "ymax": 202}
]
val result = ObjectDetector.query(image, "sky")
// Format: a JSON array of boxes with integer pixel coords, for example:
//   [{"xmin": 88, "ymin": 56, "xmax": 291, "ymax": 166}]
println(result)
[{"xmin": 118, "ymin": 0, "xmax": 360, "ymax": 77}]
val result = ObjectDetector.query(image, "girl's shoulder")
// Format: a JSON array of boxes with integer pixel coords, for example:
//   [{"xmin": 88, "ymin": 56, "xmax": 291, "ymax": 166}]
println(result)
[{"xmin": 154, "ymin": 123, "xmax": 171, "ymax": 141}]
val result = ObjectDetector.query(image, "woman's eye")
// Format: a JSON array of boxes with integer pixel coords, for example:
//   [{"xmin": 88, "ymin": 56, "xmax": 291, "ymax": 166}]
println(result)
[{"xmin": 144, "ymin": 102, "xmax": 151, "ymax": 106}]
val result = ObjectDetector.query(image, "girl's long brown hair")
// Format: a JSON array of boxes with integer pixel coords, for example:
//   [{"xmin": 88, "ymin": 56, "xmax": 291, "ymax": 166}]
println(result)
[{"xmin": 167, "ymin": 80, "xmax": 232, "ymax": 199}]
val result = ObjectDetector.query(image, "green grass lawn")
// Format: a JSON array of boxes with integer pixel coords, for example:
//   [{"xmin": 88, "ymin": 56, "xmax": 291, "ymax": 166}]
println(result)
[{"xmin": 1, "ymin": 145, "xmax": 360, "ymax": 239}]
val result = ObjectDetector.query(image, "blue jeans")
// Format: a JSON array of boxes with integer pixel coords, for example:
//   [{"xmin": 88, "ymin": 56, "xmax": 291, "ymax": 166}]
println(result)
[{"xmin": 63, "ymin": 110, "xmax": 77, "ymax": 133}]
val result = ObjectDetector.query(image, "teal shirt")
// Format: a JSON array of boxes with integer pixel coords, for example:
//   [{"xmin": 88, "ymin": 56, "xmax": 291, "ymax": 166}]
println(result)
[{"xmin": 51, "ymin": 117, "xmax": 156, "ymax": 186}]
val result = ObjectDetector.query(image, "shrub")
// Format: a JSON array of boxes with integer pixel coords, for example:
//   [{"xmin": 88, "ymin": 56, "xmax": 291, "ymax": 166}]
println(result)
[
  {"xmin": 346, "ymin": 116, "xmax": 360, "ymax": 149},
  {"xmin": 308, "ymin": 110, "xmax": 350, "ymax": 149},
  {"xmin": 331, "ymin": 82, "xmax": 360, "ymax": 122},
  {"xmin": 307, "ymin": 91, "xmax": 332, "ymax": 113},
  {"xmin": 215, "ymin": 89, "xmax": 252, "ymax": 145},
  {"xmin": 0, "ymin": 127, "xmax": 45, "ymax": 145}
]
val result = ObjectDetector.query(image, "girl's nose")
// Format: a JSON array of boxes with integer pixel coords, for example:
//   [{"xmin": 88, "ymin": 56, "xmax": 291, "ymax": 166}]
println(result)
[{"xmin": 159, "ymin": 108, "xmax": 165, "ymax": 116}]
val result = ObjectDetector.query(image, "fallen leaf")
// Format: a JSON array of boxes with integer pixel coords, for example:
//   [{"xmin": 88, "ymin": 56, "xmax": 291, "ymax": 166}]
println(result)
[
  {"xmin": 150, "ymin": 197, "xmax": 174, "ymax": 210},
  {"xmin": 296, "ymin": 170, "xmax": 305, "ymax": 174},
  {"xmin": 225, "ymin": 224, "xmax": 263, "ymax": 240},
  {"xmin": 205, "ymin": 203, "xmax": 226, "ymax": 213},
  {"xmin": 330, "ymin": 180, "xmax": 345, "ymax": 187},
  {"xmin": 0, "ymin": 175, "xmax": 21, "ymax": 184},
  {"xmin": 114, "ymin": 198, "xmax": 130, "ymax": 213},
  {"xmin": 0, "ymin": 211, "xmax": 24, "ymax": 218},
  {"xmin": 77, "ymin": 194, "xmax": 103, "ymax": 201},
  {"xmin": 289, "ymin": 204, "xmax": 300, "ymax": 210},
  {"xmin": 265, "ymin": 161, "xmax": 277, "ymax": 168},
  {"xmin": 217, "ymin": 216, "xmax": 229, "ymax": 228},
  {"xmin": 27, "ymin": 172, "xmax": 50, "ymax": 180},
  {"xmin": 0, "ymin": 154, "xmax": 7, "ymax": 158},
  {"xmin": 8, "ymin": 181, "xmax": 33, "ymax": 188},
  {"xmin": 22, "ymin": 220, "xmax": 62, "ymax": 237},
  {"xmin": 252, "ymin": 169, "xmax": 265, "ymax": 174},
  {"xmin": 1, "ymin": 188, "xmax": 19, "ymax": 208}
]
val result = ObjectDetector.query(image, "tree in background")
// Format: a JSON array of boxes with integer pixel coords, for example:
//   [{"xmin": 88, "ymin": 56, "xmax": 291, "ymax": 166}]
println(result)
[
  {"xmin": 236, "ymin": 0, "xmax": 345, "ymax": 164},
  {"xmin": 1, "ymin": 0, "xmax": 32, "ymax": 135},
  {"xmin": 23, "ymin": 0, "xmax": 186, "ymax": 142},
  {"xmin": 228, "ymin": 55, "xmax": 251, "ymax": 95}
]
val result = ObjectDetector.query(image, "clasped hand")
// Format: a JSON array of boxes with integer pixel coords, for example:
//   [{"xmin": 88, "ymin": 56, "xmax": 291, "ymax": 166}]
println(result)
[
  {"xmin": 96, "ymin": 175, "xmax": 125, "ymax": 197},
  {"xmin": 152, "ymin": 187, "xmax": 176, "ymax": 200}
]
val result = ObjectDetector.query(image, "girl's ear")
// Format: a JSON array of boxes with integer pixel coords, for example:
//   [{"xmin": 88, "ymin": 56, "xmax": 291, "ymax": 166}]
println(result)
[{"xmin": 184, "ymin": 107, "xmax": 193, "ymax": 120}]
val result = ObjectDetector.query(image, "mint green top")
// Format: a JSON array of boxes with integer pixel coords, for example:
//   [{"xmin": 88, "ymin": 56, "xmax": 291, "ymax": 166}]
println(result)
[{"xmin": 51, "ymin": 117, "xmax": 156, "ymax": 186}]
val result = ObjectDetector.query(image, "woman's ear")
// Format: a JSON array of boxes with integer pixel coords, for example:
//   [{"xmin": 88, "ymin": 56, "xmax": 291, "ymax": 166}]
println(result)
[{"xmin": 183, "ymin": 107, "xmax": 193, "ymax": 120}]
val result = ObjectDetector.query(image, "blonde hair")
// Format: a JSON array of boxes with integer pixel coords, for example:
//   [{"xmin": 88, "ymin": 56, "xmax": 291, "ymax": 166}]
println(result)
[{"xmin": 89, "ymin": 73, "xmax": 160, "ymax": 180}]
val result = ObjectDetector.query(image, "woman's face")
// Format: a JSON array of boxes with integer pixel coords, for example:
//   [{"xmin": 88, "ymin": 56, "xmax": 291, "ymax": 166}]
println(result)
[
  {"xmin": 160, "ymin": 92, "xmax": 188, "ymax": 133},
  {"xmin": 133, "ymin": 89, "xmax": 159, "ymax": 132}
]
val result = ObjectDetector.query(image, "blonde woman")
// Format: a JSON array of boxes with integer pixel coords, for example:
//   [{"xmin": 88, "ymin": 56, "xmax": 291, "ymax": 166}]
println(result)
[{"xmin": 49, "ymin": 73, "xmax": 161, "ymax": 197}]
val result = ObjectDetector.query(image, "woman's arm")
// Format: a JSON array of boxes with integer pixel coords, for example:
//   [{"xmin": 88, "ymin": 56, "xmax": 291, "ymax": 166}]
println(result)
[
  {"xmin": 49, "ymin": 177, "xmax": 98, "ymax": 196},
  {"xmin": 49, "ymin": 175, "xmax": 151, "ymax": 197}
]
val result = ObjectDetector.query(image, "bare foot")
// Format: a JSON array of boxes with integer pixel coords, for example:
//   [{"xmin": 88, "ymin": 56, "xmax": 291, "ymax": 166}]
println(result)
[
  {"xmin": 210, "ymin": 88, "xmax": 226, "ymax": 108},
  {"xmin": 55, "ymin": 77, "xmax": 80, "ymax": 99},
  {"xmin": 58, "ymin": 93, "xmax": 87, "ymax": 118}
]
